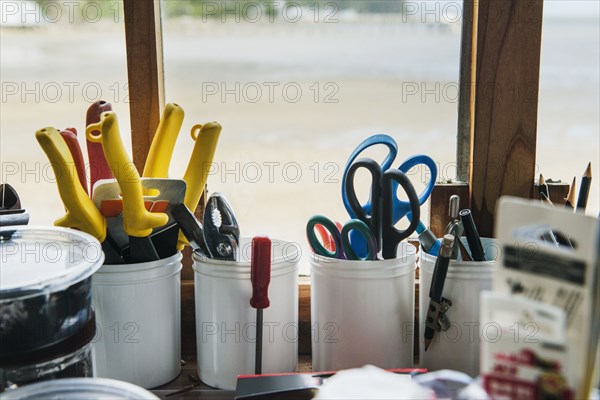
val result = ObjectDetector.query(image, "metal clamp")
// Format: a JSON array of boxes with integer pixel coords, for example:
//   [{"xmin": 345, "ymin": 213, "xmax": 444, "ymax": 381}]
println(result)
[
  {"xmin": 203, "ymin": 193, "xmax": 240, "ymax": 260},
  {"xmin": 425, "ymin": 297, "xmax": 453, "ymax": 333}
]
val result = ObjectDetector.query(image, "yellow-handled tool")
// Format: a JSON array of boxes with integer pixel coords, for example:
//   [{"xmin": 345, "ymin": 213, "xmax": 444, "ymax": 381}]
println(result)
[
  {"xmin": 177, "ymin": 122, "xmax": 222, "ymax": 249},
  {"xmin": 142, "ymin": 103, "xmax": 184, "ymax": 179},
  {"xmin": 86, "ymin": 112, "xmax": 168, "ymax": 237},
  {"xmin": 35, "ymin": 127, "xmax": 107, "ymax": 242}
]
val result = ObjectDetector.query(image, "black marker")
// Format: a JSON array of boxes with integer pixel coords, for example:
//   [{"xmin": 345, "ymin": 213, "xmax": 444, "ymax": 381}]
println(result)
[{"xmin": 459, "ymin": 209, "xmax": 486, "ymax": 261}]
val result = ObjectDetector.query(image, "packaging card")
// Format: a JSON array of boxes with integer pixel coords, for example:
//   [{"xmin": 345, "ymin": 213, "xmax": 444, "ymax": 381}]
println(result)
[
  {"xmin": 493, "ymin": 197, "xmax": 600, "ymax": 398},
  {"xmin": 480, "ymin": 292, "xmax": 572, "ymax": 399}
]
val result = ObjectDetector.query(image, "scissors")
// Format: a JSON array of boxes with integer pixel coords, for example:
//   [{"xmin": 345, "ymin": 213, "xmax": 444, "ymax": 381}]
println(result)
[
  {"xmin": 342, "ymin": 134, "xmax": 437, "ymax": 257},
  {"xmin": 346, "ymin": 158, "xmax": 421, "ymax": 259},
  {"xmin": 307, "ymin": 215, "xmax": 378, "ymax": 260}
]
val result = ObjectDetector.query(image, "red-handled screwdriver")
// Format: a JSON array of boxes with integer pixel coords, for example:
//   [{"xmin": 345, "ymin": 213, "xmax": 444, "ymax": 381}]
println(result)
[{"xmin": 250, "ymin": 236, "xmax": 272, "ymax": 375}]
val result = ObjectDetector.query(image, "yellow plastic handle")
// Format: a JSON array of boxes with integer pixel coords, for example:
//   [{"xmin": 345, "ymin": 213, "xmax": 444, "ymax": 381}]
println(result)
[
  {"xmin": 86, "ymin": 112, "xmax": 168, "ymax": 237},
  {"xmin": 142, "ymin": 103, "xmax": 184, "ymax": 179},
  {"xmin": 177, "ymin": 122, "xmax": 222, "ymax": 249},
  {"xmin": 183, "ymin": 122, "xmax": 222, "ymax": 210},
  {"xmin": 35, "ymin": 127, "xmax": 107, "ymax": 242}
]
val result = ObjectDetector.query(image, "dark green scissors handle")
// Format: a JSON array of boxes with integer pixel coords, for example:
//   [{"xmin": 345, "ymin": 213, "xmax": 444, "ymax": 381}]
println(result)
[
  {"xmin": 307, "ymin": 215, "xmax": 343, "ymax": 259},
  {"xmin": 307, "ymin": 215, "xmax": 377, "ymax": 260}
]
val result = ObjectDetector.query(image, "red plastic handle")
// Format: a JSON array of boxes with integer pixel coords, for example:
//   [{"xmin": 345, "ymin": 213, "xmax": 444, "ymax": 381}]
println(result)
[
  {"xmin": 86, "ymin": 100, "xmax": 113, "ymax": 194},
  {"xmin": 59, "ymin": 128, "xmax": 88, "ymax": 195},
  {"xmin": 250, "ymin": 237, "xmax": 272, "ymax": 309},
  {"xmin": 315, "ymin": 224, "xmax": 335, "ymax": 252}
]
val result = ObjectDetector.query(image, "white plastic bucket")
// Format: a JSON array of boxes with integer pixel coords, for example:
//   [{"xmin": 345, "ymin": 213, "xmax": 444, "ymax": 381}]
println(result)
[
  {"xmin": 193, "ymin": 238, "xmax": 299, "ymax": 390},
  {"xmin": 418, "ymin": 238, "xmax": 498, "ymax": 376},
  {"xmin": 91, "ymin": 252, "xmax": 182, "ymax": 389},
  {"xmin": 309, "ymin": 242, "xmax": 417, "ymax": 372}
]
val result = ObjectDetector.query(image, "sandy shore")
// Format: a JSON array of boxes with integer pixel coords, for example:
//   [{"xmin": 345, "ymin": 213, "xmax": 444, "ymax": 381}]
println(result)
[{"xmin": 1, "ymin": 17, "xmax": 597, "ymax": 272}]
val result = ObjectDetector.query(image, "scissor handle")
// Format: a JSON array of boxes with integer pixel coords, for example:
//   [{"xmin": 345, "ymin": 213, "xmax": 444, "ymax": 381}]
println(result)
[
  {"xmin": 381, "ymin": 169, "xmax": 421, "ymax": 259},
  {"xmin": 340, "ymin": 219, "xmax": 378, "ymax": 261},
  {"xmin": 315, "ymin": 223, "xmax": 335, "ymax": 252},
  {"xmin": 306, "ymin": 215, "xmax": 344, "ymax": 259},
  {"xmin": 342, "ymin": 134, "xmax": 398, "ymax": 217},
  {"xmin": 344, "ymin": 158, "xmax": 383, "ymax": 252},
  {"xmin": 396, "ymin": 154, "xmax": 437, "ymax": 207}
]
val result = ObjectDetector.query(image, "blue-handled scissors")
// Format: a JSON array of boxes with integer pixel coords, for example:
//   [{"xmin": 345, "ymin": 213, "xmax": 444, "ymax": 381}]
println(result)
[
  {"xmin": 345, "ymin": 158, "xmax": 421, "ymax": 259},
  {"xmin": 342, "ymin": 134, "xmax": 437, "ymax": 257},
  {"xmin": 306, "ymin": 215, "xmax": 378, "ymax": 260}
]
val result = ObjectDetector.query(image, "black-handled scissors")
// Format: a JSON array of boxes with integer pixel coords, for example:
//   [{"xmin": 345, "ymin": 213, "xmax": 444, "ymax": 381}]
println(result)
[{"xmin": 345, "ymin": 158, "xmax": 421, "ymax": 259}]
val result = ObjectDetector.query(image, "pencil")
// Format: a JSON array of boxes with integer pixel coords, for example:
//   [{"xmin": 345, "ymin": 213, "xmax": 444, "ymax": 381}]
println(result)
[
  {"xmin": 576, "ymin": 163, "xmax": 592, "ymax": 212},
  {"xmin": 565, "ymin": 177, "xmax": 577, "ymax": 210},
  {"xmin": 538, "ymin": 174, "xmax": 552, "ymax": 206}
]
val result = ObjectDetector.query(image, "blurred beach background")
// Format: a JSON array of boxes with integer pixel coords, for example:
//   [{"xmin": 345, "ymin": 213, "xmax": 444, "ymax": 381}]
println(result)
[{"xmin": 1, "ymin": 0, "xmax": 598, "ymax": 273}]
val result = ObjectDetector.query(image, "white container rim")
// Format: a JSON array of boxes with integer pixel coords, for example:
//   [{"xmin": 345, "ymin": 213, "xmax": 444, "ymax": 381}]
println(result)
[
  {"xmin": 309, "ymin": 242, "xmax": 417, "ymax": 279},
  {"xmin": 420, "ymin": 247, "xmax": 496, "ymax": 279},
  {"xmin": 0, "ymin": 226, "xmax": 105, "ymax": 299},
  {"xmin": 0, "ymin": 377, "xmax": 159, "ymax": 399},
  {"xmin": 93, "ymin": 252, "xmax": 183, "ymax": 285},
  {"xmin": 192, "ymin": 238, "xmax": 300, "ymax": 279}
]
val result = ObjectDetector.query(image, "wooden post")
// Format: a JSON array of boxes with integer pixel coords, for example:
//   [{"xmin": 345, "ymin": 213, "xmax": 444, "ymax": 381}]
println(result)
[
  {"xmin": 124, "ymin": 0, "xmax": 165, "ymax": 173},
  {"xmin": 469, "ymin": 0, "xmax": 544, "ymax": 237},
  {"xmin": 124, "ymin": 0, "xmax": 204, "ymax": 356},
  {"xmin": 456, "ymin": 1, "xmax": 476, "ymax": 183},
  {"xmin": 430, "ymin": 183, "xmax": 471, "ymax": 238}
]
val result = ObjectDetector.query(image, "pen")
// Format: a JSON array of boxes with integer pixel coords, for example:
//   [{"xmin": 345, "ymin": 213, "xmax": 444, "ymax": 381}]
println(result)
[
  {"xmin": 458, "ymin": 240, "xmax": 473, "ymax": 261},
  {"xmin": 459, "ymin": 209, "xmax": 485, "ymax": 261},
  {"xmin": 424, "ymin": 234, "xmax": 454, "ymax": 352},
  {"xmin": 576, "ymin": 162, "xmax": 592, "ymax": 212}
]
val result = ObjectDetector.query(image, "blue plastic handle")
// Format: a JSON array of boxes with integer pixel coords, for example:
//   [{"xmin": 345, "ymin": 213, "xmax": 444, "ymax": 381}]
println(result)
[
  {"xmin": 341, "ymin": 134, "xmax": 397, "ymax": 218},
  {"xmin": 341, "ymin": 135, "xmax": 438, "ymax": 259},
  {"xmin": 392, "ymin": 154, "xmax": 438, "ymax": 222},
  {"xmin": 408, "ymin": 214, "xmax": 441, "ymax": 255}
]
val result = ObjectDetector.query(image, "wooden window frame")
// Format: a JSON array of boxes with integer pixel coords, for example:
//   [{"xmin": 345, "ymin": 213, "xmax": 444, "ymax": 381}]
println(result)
[{"xmin": 123, "ymin": 0, "xmax": 566, "ymax": 357}]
